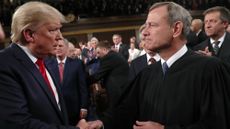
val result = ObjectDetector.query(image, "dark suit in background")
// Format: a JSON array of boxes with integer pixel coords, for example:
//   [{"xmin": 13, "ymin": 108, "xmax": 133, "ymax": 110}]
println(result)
[
  {"xmin": 89, "ymin": 50, "xmax": 129, "ymax": 129},
  {"xmin": 0, "ymin": 44, "xmax": 77, "ymax": 129},
  {"xmin": 118, "ymin": 43, "xmax": 129, "ymax": 60},
  {"xmin": 194, "ymin": 32, "xmax": 230, "ymax": 63},
  {"xmin": 46, "ymin": 57, "xmax": 89, "ymax": 125},
  {"xmin": 129, "ymin": 54, "xmax": 148, "ymax": 82}
]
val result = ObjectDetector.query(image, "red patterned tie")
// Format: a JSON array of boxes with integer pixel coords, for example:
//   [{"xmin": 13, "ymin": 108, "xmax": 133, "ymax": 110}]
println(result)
[
  {"xmin": 59, "ymin": 61, "xmax": 64, "ymax": 82},
  {"xmin": 36, "ymin": 59, "xmax": 55, "ymax": 96},
  {"xmin": 148, "ymin": 58, "xmax": 156, "ymax": 65}
]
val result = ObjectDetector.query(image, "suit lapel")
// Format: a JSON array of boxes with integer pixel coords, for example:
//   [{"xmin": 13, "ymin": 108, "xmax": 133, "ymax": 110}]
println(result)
[{"xmin": 11, "ymin": 44, "xmax": 66, "ymax": 123}]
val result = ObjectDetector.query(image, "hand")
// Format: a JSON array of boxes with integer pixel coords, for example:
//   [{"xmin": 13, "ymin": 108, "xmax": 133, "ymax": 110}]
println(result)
[
  {"xmin": 88, "ymin": 120, "xmax": 103, "ymax": 129},
  {"xmin": 80, "ymin": 109, "xmax": 88, "ymax": 119},
  {"xmin": 195, "ymin": 47, "xmax": 212, "ymax": 56},
  {"xmin": 76, "ymin": 119, "xmax": 88, "ymax": 129},
  {"xmin": 133, "ymin": 121, "xmax": 164, "ymax": 129}
]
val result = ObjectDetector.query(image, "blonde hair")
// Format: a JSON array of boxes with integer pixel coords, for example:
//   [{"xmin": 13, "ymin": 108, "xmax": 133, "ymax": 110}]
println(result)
[{"xmin": 11, "ymin": 1, "xmax": 66, "ymax": 43}]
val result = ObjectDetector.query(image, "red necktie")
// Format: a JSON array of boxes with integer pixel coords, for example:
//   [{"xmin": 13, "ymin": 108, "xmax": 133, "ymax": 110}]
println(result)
[
  {"xmin": 59, "ymin": 61, "xmax": 64, "ymax": 82},
  {"xmin": 36, "ymin": 59, "xmax": 55, "ymax": 97},
  {"xmin": 148, "ymin": 58, "xmax": 156, "ymax": 65}
]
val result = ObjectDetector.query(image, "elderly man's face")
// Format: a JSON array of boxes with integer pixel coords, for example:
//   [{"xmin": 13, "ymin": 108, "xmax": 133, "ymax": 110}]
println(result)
[
  {"xmin": 142, "ymin": 6, "xmax": 174, "ymax": 52},
  {"xmin": 30, "ymin": 21, "xmax": 63, "ymax": 58}
]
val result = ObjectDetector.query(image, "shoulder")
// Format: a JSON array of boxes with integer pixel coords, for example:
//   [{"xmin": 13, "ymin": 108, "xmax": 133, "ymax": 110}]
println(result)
[{"xmin": 131, "ymin": 54, "xmax": 146, "ymax": 64}]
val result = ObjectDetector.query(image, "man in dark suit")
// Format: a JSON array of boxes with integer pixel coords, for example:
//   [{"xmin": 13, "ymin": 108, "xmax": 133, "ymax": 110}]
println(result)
[
  {"xmin": 0, "ymin": 1, "xmax": 87, "ymax": 129},
  {"xmin": 46, "ymin": 38, "xmax": 89, "ymax": 126},
  {"xmin": 194, "ymin": 6, "xmax": 230, "ymax": 64},
  {"xmin": 129, "ymin": 48, "xmax": 160, "ymax": 82},
  {"xmin": 88, "ymin": 40, "xmax": 130, "ymax": 129},
  {"xmin": 111, "ymin": 34, "xmax": 129, "ymax": 60},
  {"xmin": 191, "ymin": 19, "xmax": 208, "ymax": 44},
  {"xmin": 90, "ymin": 2, "xmax": 230, "ymax": 129}
]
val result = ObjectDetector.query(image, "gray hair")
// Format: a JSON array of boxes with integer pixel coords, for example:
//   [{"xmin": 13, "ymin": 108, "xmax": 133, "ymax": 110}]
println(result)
[
  {"xmin": 11, "ymin": 1, "xmax": 66, "ymax": 43},
  {"xmin": 149, "ymin": 2, "xmax": 192, "ymax": 37}
]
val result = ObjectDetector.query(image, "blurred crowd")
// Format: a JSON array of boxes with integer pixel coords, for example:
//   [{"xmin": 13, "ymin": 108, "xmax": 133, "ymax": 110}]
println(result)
[{"xmin": 0, "ymin": 0, "xmax": 229, "ymax": 26}]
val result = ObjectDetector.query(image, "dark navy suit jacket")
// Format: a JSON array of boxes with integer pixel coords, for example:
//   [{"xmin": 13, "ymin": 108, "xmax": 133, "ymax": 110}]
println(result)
[
  {"xmin": 0, "ymin": 43, "xmax": 77, "ymax": 129},
  {"xmin": 46, "ymin": 57, "xmax": 89, "ymax": 125},
  {"xmin": 129, "ymin": 54, "xmax": 148, "ymax": 82}
]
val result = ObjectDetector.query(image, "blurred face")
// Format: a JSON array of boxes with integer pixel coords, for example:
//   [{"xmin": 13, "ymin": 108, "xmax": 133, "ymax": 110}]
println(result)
[
  {"xmin": 227, "ymin": 25, "xmax": 230, "ymax": 33},
  {"xmin": 96, "ymin": 47, "xmax": 107, "ymax": 58},
  {"xmin": 112, "ymin": 35, "xmax": 121, "ymax": 45},
  {"xmin": 91, "ymin": 41, "xmax": 97, "ymax": 49},
  {"xmin": 191, "ymin": 20, "xmax": 198, "ymax": 32},
  {"xmin": 29, "ymin": 21, "xmax": 63, "ymax": 58},
  {"xmin": 204, "ymin": 11, "xmax": 227, "ymax": 40},
  {"xmin": 56, "ymin": 39, "xmax": 68, "ymax": 58},
  {"xmin": 142, "ymin": 6, "xmax": 173, "ymax": 52},
  {"xmin": 0, "ymin": 23, "xmax": 5, "ymax": 42},
  {"xmin": 130, "ymin": 43, "xmax": 135, "ymax": 49}
]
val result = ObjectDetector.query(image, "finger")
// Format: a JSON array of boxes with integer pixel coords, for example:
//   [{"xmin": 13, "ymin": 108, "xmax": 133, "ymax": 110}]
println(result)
[
  {"xmin": 135, "ymin": 121, "xmax": 146, "ymax": 126},
  {"xmin": 204, "ymin": 46, "xmax": 209, "ymax": 52}
]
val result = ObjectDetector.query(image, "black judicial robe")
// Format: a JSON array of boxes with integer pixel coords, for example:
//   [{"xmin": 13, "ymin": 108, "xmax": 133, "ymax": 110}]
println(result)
[{"xmin": 113, "ymin": 50, "xmax": 230, "ymax": 129}]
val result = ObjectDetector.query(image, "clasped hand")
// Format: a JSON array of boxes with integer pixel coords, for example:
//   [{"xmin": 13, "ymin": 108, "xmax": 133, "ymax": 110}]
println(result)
[{"xmin": 77, "ymin": 119, "xmax": 103, "ymax": 129}]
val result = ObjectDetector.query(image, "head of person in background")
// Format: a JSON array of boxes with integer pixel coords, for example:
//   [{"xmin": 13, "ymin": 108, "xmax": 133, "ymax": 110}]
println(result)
[
  {"xmin": 67, "ymin": 41, "xmax": 77, "ymax": 58},
  {"xmin": 56, "ymin": 38, "xmax": 69, "ymax": 61},
  {"xmin": 191, "ymin": 19, "xmax": 204, "ymax": 34},
  {"xmin": 90, "ymin": 37, "xmax": 99, "ymax": 50},
  {"xmin": 74, "ymin": 48, "xmax": 82, "ymax": 59},
  {"xmin": 203, "ymin": 6, "xmax": 230, "ymax": 41},
  {"xmin": 112, "ymin": 34, "xmax": 122, "ymax": 46},
  {"xmin": 96, "ymin": 40, "xmax": 111, "ymax": 58},
  {"xmin": 0, "ymin": 23, "xmax": 5, "ymax": 42}
]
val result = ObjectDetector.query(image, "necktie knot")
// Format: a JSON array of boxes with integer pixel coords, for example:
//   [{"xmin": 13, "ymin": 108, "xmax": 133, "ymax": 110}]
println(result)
[
  {"xmin": 36, "ymin": 58, "xmax": 44, "ymax": 66},
  {"xmin": 148, "ymin": 58, "xmax": 156, "ymax": 65},
  {"xmin": 36, "ymin": 58, "xmax": 45, "ymax": 73},
  {"xmin": 162, "ymin": 62, "xmax": 169, "ymax": 75}
]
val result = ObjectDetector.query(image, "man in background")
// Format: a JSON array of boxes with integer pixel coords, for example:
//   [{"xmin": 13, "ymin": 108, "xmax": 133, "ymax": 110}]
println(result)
[
  {"xmin": 111, "ymin": 34, "xmax": 129, "ymax": 60},
  {"xmin": 47, "ymin": 38, "xmax": 89, "ymax": 126},
  {"xmin": 0, "ymin": 23, "xmax": 5, "ymax": 42},
  {"xmin": 194, "ymin": 6, "xmax": 230, "ymax": 64}
]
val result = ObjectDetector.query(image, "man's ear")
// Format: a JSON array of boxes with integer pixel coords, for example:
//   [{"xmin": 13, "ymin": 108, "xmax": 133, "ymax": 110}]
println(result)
[
  {"xmin": 22, "ymin": 29, "xmax": 34, "ymax": 42},
  {"xmin": 172, "ymin": 21, "xmax": 183, "ymax": 38}
]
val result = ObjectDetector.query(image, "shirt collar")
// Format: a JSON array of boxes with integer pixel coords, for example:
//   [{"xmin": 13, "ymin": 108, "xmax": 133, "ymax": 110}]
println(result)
[
  {"xmin": 161, "ymin": 45, "xmax": 188, "ymax": 68},
  {"xmin": 146, "ymin": 53, "xmax": 161, "ymax": 62},
  {"xmin": 57, "ymin": 57, "xmax": 67, "ymax": 64},
  {"xmin": 17, "ymin": 43, "xmax": 37, "ymax": 64}
]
